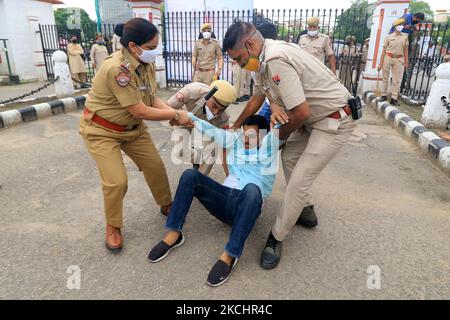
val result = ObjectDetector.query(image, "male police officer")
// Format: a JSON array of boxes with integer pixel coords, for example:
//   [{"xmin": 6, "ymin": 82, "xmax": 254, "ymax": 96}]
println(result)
[
  {"xmin": 298, "ymin": 17, "xmax": 336, "ymax": 74},
  {"xmin": 192, "ymin": 23, "xmax": 224, "ymax": 85},
  {"xmin": 167, "ymin": 80, "xmax": 237, "ymax": 176},
  {"xmin": 224, "ymin": 22, "xmax": 358, "ymax": 269}
]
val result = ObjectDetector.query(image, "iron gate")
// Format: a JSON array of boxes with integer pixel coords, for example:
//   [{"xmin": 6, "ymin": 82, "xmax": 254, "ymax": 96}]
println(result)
[
  {"xmin": 163, "ymin": 7, "xmax": 371, "ymax": 93},
  {"xmin": 39, "ymin": 23, "xmax": 118, "ymax": 82}
]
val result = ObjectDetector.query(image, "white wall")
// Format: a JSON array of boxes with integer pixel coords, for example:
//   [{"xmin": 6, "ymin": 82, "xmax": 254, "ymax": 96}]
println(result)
[{"xmin": 1, "ymin": 0, "xmax": 56, "ymax": 81}]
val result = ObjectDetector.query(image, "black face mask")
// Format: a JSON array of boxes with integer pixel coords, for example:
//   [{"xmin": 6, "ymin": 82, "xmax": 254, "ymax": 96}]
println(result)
[{"xmin": 71, "ymin": 40, "xmax": 77, "ymax": 44}]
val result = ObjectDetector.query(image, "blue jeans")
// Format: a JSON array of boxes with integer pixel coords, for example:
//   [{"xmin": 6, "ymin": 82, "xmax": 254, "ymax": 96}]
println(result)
[
  {"xmin": 257, "ymin": 100, "xmax": 272, "ymax": 124},
  {"xmin": 165, "ymin": 169, "xmax": 263, "ymax": 258}
]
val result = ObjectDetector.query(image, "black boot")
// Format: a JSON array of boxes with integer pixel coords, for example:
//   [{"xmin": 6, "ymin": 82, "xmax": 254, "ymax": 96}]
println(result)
[
  {"xmin": 380, "ymin": 96, "xmax": 387, "ymax": 102},
  {"xmin": 390, "ymin": 98, "xmax": 399, "ymax": 106},
  {"xmin": 260, "ymin": 232, "xmax": 282, "ymax": 270},
  {"xmin": 296, "ymin": 205, "xmax": 318, "ymax": 228}
]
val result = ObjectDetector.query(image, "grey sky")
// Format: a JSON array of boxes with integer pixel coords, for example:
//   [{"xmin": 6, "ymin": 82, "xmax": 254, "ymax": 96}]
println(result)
[{"xmin": 54, "ymin": 0, "xmax": 449, "ymax": 21}]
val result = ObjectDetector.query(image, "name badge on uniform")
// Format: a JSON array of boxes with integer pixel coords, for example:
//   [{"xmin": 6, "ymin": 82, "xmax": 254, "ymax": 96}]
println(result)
[{"xmin": 115, "ymin": 72, "xmax": 131, "ymax": 87}]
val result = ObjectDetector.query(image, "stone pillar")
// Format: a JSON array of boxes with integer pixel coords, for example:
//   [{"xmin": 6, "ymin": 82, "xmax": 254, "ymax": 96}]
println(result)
[
  {"xmin": 421, "ymin": 62, "xmax": 450, "ymax": 129},
  {"xmin": 359, "ymin": 0, "xmax": 410, "ymax": 95},
  {"xmin": 52, "ymin": 50, "xmax": 75, "ymax": 99}
]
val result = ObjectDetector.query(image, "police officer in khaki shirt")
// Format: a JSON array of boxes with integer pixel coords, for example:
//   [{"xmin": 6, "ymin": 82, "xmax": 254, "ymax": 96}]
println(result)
[
  {"xmin": 192, "ymin": 23, "xmax": 224, "ymax": 85},
  {"xmin": 378, "ymin": 23, "xmax": 409, "ymax": 106},
  {"xmin": 224, "ymin": 22, "xmax": 357, "ymax": 269},
  {"xmin": 79, "ymin": 18, "xmax": 192, "ymax": 253},
  {"xmin": 298, "ymin": 17, "xmax": 337, "ymax": 74},
  {"xmin": 167, "ymin": 80, "xmax": 237, "ymax": 176}
]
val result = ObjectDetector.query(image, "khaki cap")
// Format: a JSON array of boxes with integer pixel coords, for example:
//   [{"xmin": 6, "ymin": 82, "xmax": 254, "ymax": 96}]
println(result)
[
  {"xmin": 210, "ymin": 80, "xmax": 237, "ymax": 106},
  {"xmin": 346, "ymin": 35, "xmax": 356, "ymax": 42},
  {"xmin": 201, "ymin": 23, "xmax": 212, "ymax": 31},
  {"xmin": 307, "ymin": 17, "xmax": 320, "ymax": 27}
]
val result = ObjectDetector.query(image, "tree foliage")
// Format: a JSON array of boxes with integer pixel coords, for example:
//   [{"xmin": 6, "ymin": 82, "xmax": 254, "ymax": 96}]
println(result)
[
  {"xmin": 409, "ymin": 0, "xmax": 434, "ymax": 20},
  {"xmin": 54, "ymin": 8, "xmax": 96, "ymax": 30},
  {"xmin": 334, "ymin": 0, "xmax": 372, "ymax": 44}
]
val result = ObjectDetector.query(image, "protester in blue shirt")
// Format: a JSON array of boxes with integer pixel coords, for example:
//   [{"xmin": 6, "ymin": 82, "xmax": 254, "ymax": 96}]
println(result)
[
  {"xmin": 148, "ymin": 115, "xmax": 281, "ymax": 287},
  {"xmin": 390, "ymin": 12, "xmax": 425, "ymax": 35}
]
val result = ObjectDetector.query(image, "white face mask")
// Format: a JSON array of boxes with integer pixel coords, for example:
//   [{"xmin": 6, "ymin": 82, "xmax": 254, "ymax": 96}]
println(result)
[
  {"xmin": 308, "ymin": 30, "xmax": 319, "ymax": 37},
  {"xmin": 205, "ymin": 105, "xmax": 215, "ymax": 120},
  {"xmin": 202, "ymin": 32, "xmax": 212, "ymax": 40},
  {"xmin": 137, "ymin": 46, "xmax": 160, "ymax": 64},
  {"xmin": 395, "ymin": 25, "xmax": 404, "ymax": 32}
]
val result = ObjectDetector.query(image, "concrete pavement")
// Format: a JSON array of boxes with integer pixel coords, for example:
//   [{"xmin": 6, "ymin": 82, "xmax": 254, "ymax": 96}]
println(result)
[{"xmin": 0, "ymin": 90, "xmax": 449, "ymax": 299}]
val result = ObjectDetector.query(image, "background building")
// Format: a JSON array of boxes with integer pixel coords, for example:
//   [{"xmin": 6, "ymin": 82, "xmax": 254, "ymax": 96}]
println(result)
[
  {"xmin": 98, "ymin": 0, "xmax": 133, "ymax": 25},
  {"xmin": 434, "ymin": 9, "xmax": 450, "ymax": 24},
  {"xmin": 0, "ymin": 0, "xmax": 61, "ymax": 83}
]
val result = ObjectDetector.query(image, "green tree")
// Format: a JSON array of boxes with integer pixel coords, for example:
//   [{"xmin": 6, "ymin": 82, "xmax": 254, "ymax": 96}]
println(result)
[
  {"xmin": 54, "ymin": 8, "xmax": 96, "ymax": 30},
  {"xmin": 409, "ymin": 0, "xmax": 434, "ymax": 20},
  {"xmin": 334, "ymin": 0, "xmax": 373, "ymax": 44}
]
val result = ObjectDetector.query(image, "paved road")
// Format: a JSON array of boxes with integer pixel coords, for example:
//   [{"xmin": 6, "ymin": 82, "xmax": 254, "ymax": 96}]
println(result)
[{"xmin": 0, "ymin": 93, "xmax": 449, "ymax": 299}]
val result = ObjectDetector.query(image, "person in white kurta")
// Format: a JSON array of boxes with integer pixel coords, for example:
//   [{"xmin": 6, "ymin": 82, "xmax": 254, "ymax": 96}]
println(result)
[
  {"xmin": 67, "ymin": 37, "xmax": 87, "ymax": 88},
  {"xmin": 90, "ymin": 36, "xmax": 110, "ymax": 73}
]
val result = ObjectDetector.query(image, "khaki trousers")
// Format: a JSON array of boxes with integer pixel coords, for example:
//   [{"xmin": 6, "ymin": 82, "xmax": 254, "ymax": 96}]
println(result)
[
  {"xmin": 72, "ymin": 72, "xmax": 87, "ymax": 88},
  {"xmin": 272, "ymin": 116, "xmax": 357, "ymax": 241},
  {"xmin": 382, "ymin": 56, "xmax": 404, "ymax": 100},
  {"xmin": 79, "ymin": 118, "xmax": 172, "ymax": 228},
  {"xmin": 232, "ymin": 64, "xmax": 251, "ymax": 97},
  {"xmin": 193, "ymin": 69, "xmax": 215, "ymax": 85}
]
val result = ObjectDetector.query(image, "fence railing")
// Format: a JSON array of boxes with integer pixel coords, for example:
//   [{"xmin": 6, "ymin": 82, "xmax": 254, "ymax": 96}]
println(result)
[
  {"xmin": 401, "ymin": 23, "xmax": 450, "ymax": 103},
  {"xmin": 0, "ymin": 39, "xmax": 14, "ymax": 80},
  {"xmin": 163, "ymin": 8, "xmax": 371, "ymax": 92},
  {"xmin": 39, "ymin": 23, "xmax": 118, "ymax": 82}
]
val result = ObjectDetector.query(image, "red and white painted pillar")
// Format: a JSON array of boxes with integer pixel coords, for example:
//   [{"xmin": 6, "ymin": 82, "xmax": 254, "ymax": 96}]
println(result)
[{"xmin": 359, "ymin": 0, "xmax": 410, "ymax": 94}]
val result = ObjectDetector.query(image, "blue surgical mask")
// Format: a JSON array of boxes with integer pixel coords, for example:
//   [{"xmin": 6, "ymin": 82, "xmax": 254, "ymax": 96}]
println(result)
[{"xmin": 137, "ymin": 46, "xmax": 160, "ymax": 63}]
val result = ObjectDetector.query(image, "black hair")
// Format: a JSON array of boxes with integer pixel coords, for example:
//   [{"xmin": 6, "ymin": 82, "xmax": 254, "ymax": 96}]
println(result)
[
  {"xmin": 243, "ymin": 115, "xmax": 270, "ymax": 131},
  {"xmin": 257, "ymin": 22, "xmax": 278, "ymax": 40},
  {"xmin": 117, "ymin": 18, "xmax": 159, "ymax": 47},
  {"xmin": 223, "ymin": 21, "xmax": 256, "ymax": 53},
  {"xmin": 413, "ymin": 13, "xmax": 425, "ymax": 21}
]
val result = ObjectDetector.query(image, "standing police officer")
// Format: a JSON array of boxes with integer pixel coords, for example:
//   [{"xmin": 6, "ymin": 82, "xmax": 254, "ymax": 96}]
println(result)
[
  {"xmin": 298, "ymin": 17, "xmax": 336, "ymax": 74},
  {"xmin": 378, "ymin": 22, "xmax": 409, "ymax": 106},
  {"xmin": 79, "ymin": 18, "xmax": 192, "ymax": 253},
  {"xmin": 192, "ymin": 23, "xmax": 224, "ymax": 85},
  {"xmin": 339, "ymin": 35, "xmax": 358, "ymax": 90},
  {"xmin": 224, "ymin": 22, "xmax": 358, "ymax": 269},
  {"xmin": 167, "ymin": 80, "xmax": 237, "ymax": 176}
]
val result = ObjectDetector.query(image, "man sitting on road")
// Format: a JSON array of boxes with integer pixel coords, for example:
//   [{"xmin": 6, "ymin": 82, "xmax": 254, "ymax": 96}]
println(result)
[{"xmin": 148, "ymin": 115, "xmax": 281, "ymax": 287}]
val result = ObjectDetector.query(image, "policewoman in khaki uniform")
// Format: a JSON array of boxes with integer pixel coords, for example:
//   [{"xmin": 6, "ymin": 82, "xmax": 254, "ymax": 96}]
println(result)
[
  {"xmin": 224, "ymin": 22, "xmax": 357, "ymax": 269},
  {"xmin": 192, "ymin": 23, "xmax": 224, "ymax": 85},
  {"xmin": 167, "ymin": 80, "xmax": 237, "ymax": 176},
  {"xmin": 378, "ymin": 23, "xmax": 409, "ymax": 106},
  {"xmin": 79, "ymin": 18, "xmax": 192, "ymax": 252},
  {"xmin": 298, "ymin": 17, "xmax": 337, "ymax": 74}
]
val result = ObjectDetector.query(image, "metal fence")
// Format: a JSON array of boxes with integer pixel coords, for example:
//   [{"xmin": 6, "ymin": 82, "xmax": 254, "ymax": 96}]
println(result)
[
  {"xmin": 401, "ymin": 23, "xmax": 450, "ymax": 103},
  {"xmin": 163, "ymin": 8, "xmax": 371, "ymax": 93},
  {"xmin": 39, "ymin": 23, "xmax": 118, "ymax": 82},
  {"xmin": 0, "ymin": 39, "xmax": 18, "ymax": 83}
]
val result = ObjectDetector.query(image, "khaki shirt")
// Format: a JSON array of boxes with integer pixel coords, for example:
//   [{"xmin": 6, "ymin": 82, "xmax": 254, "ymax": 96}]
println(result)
[
  {"xmin": 298, "ymin": 33, "xmax": 334, "ymax": 63},
  {"xmin": 383, "ymin": 33, "xmax": 409, "ymax": 56},
  {"xmin": 67, "ymin": 43, "xmax": 86, "ymax": 74},
  {"xmin": 256, "ymin": 39, "xmax": 350, "ymax": 128},
  {"xmin": 192, "ymin": 39, "xmax": 223, "ymax": 69},
  {"xmin": 85, "ymin": 48, "xmax": 158, "ymax": 126},
  {"xmin": 112, "ymin": 34, "xmax": 122, "ymax": 52},
  {"xmin": 167, "ymin": 82, "xmax": 229, "ymax": 127},
  {"xmin": 90, "ymin": 44, "xmax": 109, "ymax": 71},
  {"xmin": 340, "ymin": 45, "xmax": 358, "ymax": 63}
]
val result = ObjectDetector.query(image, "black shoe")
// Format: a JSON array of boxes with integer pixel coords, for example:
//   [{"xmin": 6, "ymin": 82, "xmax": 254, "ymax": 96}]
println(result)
[
  {"xmin": 193, "ymin": 163, "xmax": 200, "ymax": 170},
  {"xmin": 148, "ymin": 233, "xmax": 185, "ymax": 263},
  {"xmin": 206, "ymin": 258, "xmax": 238, "ymax": 287},
  {"xmin": 233, "ymin": 100, "xmax": 239, "ymax": 105},
  {"xmin": 296, "ymin": 205, "xmax": 318, "ymax": 228},
  {"xmin": 390, "ymin": 98, "xmax": 399, "ymax": 106},
  {"xmin": 260, "ymin": 232, "xmax": 282, "ymax": 270},
  {"xmin": 380, "ymin": 96, "xmax": 387, "ymax": 102},
  {"xmin": 241, "ymin": 95, "xmax": 250, "ymax": 101}
]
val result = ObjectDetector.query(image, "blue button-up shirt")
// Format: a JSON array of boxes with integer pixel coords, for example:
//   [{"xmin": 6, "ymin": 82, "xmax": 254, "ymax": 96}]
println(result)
[
  {"xmin": 390, "ymin": 13, "xmax": 414, "ymax": 35},
  {"xmin": 189, "ymin": 113, "xmax": 281, "ymax": 199}
]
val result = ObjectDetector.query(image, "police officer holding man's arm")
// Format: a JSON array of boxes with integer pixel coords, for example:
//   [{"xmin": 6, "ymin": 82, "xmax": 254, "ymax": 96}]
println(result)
[
  {"xmin": 224, "ymin": 22, "xmax": 358, "ymax": 269},
  {"xmin": 192, "ymin": 23, "xmax": 224, "ymax": 85},
  {"xmin": 79, "ymin": 18, "xmax": 192, "ymax": 253},
  {"xmin": 167, "ymin": 80, "xmax": 237, "ymax": 176}
]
